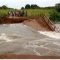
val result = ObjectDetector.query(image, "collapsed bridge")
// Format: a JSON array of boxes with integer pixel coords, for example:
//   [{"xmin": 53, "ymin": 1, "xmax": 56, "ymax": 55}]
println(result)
[{"xmin": 3, "ymin": 14, "xmax": 59, "ymax": 32}]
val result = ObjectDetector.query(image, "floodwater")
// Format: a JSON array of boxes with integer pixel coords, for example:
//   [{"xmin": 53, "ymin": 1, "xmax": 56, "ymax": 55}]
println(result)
[{"xmin": 0, "ymin": 23, "xmax": 60, "ymax": 56}]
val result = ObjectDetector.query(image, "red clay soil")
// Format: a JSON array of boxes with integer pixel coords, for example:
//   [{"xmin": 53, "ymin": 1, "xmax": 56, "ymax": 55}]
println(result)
[
  {"xmin": 3, "ymin": 17, "xmax": 29, "ymax": 23},
  {"xmin": 0, "ymin": 54, "xmax": 60, "ymax": 59},
  {"xmin": 3, "ymin": 17, "xmax": 52, "ymax": 31},
  {"xmin": 23, "ymin": 17, "xmax": 52, "ymax": 31}
]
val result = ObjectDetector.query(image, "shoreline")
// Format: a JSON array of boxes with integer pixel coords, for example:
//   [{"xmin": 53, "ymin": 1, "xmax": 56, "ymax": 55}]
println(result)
[{"xmin": 0, "ymin": 54, "xmax": 60, "ymax": 59}]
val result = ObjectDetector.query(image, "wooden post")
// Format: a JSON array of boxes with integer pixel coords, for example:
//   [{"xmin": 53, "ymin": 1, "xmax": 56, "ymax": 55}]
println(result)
[
  {"xmin": 43, "ymin": 13, "xmax": 60, "ymax": 32},
  {"xmin": 26, "ymin": 11, "xmax": 27, "ymax": 17},
  {"xmin": 48, "ymin": 19, "xmax": 49, "ymax": 24},
  {"xmin": 54, "ymin": 26, "xmax": 56, "ymax": 31}
]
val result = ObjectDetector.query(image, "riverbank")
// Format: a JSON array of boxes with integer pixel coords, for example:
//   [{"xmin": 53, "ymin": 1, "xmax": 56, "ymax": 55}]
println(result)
[{"xmin": 0, "ymin": 54, "xmax": 60, "ymax": 59}]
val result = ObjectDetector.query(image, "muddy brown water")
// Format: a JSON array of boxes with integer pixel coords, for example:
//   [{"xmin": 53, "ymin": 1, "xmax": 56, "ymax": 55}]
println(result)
[{"xmin": 0, "ymin": 23, "xmax": 60, "ymax": 57}]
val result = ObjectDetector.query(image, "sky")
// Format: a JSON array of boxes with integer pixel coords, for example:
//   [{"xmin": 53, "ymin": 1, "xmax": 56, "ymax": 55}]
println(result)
[{"xmin": 0, "ymin": 0, "xmax": 60, "ymax": 9}]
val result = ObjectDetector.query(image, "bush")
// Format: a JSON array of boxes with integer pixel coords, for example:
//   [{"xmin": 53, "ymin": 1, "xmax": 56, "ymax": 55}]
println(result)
[
  {"xmin": 50, "ymin": 11, "xmax": 60, "ymax": 21},
  {"xmin": 55, "ymin": 7, "xmax": 60, "ymax": 12}
]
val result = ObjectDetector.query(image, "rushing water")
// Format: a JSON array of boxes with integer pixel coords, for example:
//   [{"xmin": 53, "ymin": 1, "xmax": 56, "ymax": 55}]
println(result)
[{"xmin": 0, "ymin": 23, "xmax": 60, "ymax": 56}]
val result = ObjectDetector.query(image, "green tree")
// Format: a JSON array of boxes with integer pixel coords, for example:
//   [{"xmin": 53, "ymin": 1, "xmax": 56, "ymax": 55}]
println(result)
[
  {"xmin": 31, "ymin": 4, "xmax": 35, "ymax": 9},
  {"xmin": 55, "ymin": 7, "xmax": 60, "ymax": 12},
  {"xmin": 50, "ymin": 11, "xmax": 60, "ymax": 21},
  {"xmin": 21, "ymin": 7, "xmax": 25, "ymax": 9},
  {"xmin": 31, "ymin": 4, "xmax": 40, "ymax": 9},
  {"xmin": 25, "ymin": 4, "xmax": 30, "ymax": 9},
  {"xmin": 0, "ymin": 7, "xmax": 2, "ymax": 9},
  {"xmin": 2, "ymin": 5, "xmax": 7, "ymax": 9}
]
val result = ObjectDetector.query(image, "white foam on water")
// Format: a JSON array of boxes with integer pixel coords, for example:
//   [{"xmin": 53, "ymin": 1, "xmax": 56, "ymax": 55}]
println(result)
[
  {"xmin": 0, "ymin": 23, "xmax": 60, "ymax": 56},
  {"xmin": 0, "ymin": 33, "xmax": 12, "ymax": 42},
  {"xmin": 0, "ymin": 32, "xmax": 60, "ymax": 56},
  {"xmin": 3, "ymin": 24, "xmax": 5, "ymax": 25},
  {"xmin": 38, "ymin": 31, "xmax": 60, "ymax": 39}
]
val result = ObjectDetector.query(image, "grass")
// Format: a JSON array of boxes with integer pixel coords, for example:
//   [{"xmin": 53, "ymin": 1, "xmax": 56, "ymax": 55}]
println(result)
[
  {"xmin": 0, "ymin": 9, "xmax": 17, "ymax": 17},
  {"xmin": 23, "ymin": 9, "xmax": 52, "ymax": 18},
  {"xmin": 0, "ymin": 9, "xmax": 54, "ymax": 24},
  {"xmin": 0, "ymin": 9, "xmax": 52, "ymax": 18}
]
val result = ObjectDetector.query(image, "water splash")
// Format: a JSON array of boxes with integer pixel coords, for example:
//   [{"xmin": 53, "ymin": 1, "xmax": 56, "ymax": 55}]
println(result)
[
  {"xmin": 0, "ymin": 23, "xmax": 60, "ymax": 56},
  {"xmin": 38, "ymin": 31, "xmax": 60, "ymax": 39},
  {"xmin": 0, "ymin": 33, "xmax": 12, "ymax": 42}
]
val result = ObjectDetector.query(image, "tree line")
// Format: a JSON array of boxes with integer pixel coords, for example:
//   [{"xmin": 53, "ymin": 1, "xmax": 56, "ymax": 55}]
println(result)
[
  {"xmin": 0, "ymin": 5, "xmax": 14, "ymax": 9},
  {"xmin": 21, "ymin": 3, "xmax": 60, "ymax": 9},
  {"xmin": 0, "ymin": 3, "xmax": 60, "ymax": 10}
]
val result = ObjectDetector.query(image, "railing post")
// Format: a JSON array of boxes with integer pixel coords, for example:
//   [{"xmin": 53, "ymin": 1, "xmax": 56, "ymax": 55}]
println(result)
[
  {"xmin": 43, "ymin": 13, "xmax": 60, "ymax": 32},
  {"xmin": 48, "ymin": 19, "xmax": 49, "ymax": 24},
  {"xmin": 54, "ymin": 26, "xmax": 56, "ymax": 31}
]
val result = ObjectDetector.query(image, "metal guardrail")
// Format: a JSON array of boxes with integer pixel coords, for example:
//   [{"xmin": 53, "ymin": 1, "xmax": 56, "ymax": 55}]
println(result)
[{"xmin": 43, "ymin": 14, "xmax": 60, "ymax": 32}]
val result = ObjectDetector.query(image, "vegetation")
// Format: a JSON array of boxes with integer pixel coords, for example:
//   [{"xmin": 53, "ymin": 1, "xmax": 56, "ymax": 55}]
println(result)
[
  {"xmin": 0, "ymin": 5, "xmax": 17, "ymax": 18},
  {"xmin": 50, "ymin": 11, "xmax": 60, "ymax": 21},
  {"xmin": 21, "ymin": 4, "xmax": 56, "ymax": 9},
  {"xmin": 0, "ymin": 5, "xmax": 14, "ymax": 10},
  {"xmin": 23, "ymin": 9, "xmax": 52, "ymax": 18},
  {"xmin": 0, "ymin": 4, "xmax": 59, "ymax": 18},
  {"xmin": 0, "ymin": 3, "xmax": 60, "ymax": 24},
  {"xmin": 56, "ymin": 6, "xmax": 60, "ymax": 12},
  {"xmin": 0, "ymin": 9, "xmax": 17, "ymax": 17},
  {"xmin": 0, "ymin": 9, "xmax": 52, "ymax": 18},
  {"xmin": 49, "ymin": 6, "xmax": 60, "ymax": 21},
  {"xmin": 21, "ymin": 4, "xmax": 40, "ymax": 9}
]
